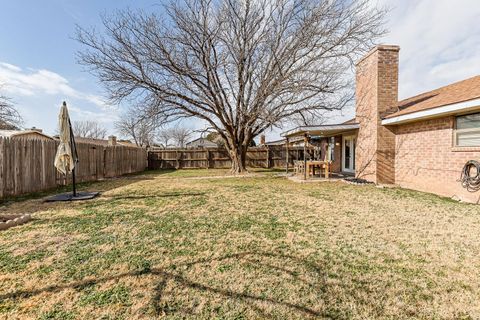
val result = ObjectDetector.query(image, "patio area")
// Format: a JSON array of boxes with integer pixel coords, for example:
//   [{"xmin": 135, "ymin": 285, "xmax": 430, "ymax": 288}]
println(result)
[{"xmin": 282, "ymin": 123, "xmax": 359, "ymax": 181}]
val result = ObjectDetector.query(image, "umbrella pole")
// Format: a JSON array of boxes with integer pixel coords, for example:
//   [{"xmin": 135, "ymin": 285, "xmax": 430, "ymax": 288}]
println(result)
[
  {"xmin": 67, "ymin": 109, "xmax": 79, "ymax": 198},
  {"xmin": 72, "ymin": 168, "xmax": 77, "ymax": 197}
]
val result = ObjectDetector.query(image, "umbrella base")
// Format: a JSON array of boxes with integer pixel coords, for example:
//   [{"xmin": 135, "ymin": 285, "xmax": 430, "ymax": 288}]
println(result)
[{"xmin": 45, "ymin": 191, "xmax": 100, "ymax": 202}]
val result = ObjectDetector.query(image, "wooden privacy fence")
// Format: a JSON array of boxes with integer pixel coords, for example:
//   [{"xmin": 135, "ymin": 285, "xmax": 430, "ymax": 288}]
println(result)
[
  {"xmin": 148, "ymin": 146, "xmax": 305, "ymax": 169},
  {"xmin": 0, "ymin": 137, "xmax": 147, "ymax": 198}
]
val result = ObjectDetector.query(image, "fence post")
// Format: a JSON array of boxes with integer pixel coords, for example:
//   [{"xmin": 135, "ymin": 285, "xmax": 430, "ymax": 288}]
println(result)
[
  {"xmin": 206, "ymin": 149, "xmax": 210, "ymax": 169},
  {"xmin": 176, "ymin": 149, "xmax": 179, "ymax": 169},
  {"xmin": 286, "ymin": 139, "xmax": 289, "ymax": 173},
  {"xmin": 266, "ymin": 146, "xmax": 271, "ymax": 168}
]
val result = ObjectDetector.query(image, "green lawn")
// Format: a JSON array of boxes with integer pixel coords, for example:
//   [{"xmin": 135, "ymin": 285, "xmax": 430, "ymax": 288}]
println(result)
[{"xmin": 0, "ymin": 169, "xmax": 479, "ymax": 319}]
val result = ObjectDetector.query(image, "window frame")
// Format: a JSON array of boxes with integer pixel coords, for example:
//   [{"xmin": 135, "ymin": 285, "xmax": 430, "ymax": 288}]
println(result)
[{"xmin": 454, "ymin": 112, "xmax": 480, "ymax": 147}]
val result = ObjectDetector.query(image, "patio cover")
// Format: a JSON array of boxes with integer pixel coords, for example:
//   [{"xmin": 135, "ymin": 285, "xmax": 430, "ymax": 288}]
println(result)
[{"xmin": 281, "ymin": 123, "xmax": 360, "ymax": 138}]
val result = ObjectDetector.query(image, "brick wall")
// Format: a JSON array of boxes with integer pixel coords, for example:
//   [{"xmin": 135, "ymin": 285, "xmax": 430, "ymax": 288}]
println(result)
[
  {"xmin": 394, "ymin": 116, "xmax": 480, "ymax": 203},
  {"xmin": 331, "ymin": 135, "xmax": 343, "ymax": 173},
  {"xmin": 355, "ymin": 45, "xmax": 399, "ymax": 184}
]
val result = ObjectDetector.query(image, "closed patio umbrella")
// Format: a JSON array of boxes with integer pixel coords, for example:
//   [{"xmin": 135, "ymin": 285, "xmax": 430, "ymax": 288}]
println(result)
[
  {"xmin": 54, "ymin": 101, "xmax": 77, "ymax": 177},
  {"xmin": 46, "ymin": 101, "xmax": 98, "ymax": 202}
]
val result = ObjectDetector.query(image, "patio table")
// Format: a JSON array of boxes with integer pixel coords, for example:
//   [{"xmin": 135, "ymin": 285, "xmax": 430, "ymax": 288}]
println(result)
[{"xmin": 306, "ymin": 160, "xmax": 331, "ymax": 179}]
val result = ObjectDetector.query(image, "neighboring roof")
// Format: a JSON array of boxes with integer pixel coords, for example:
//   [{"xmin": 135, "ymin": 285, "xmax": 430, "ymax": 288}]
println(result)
[
  {"xmin": 265, "ymin": 136, "xmax": 304, "ymax": 146},
  {"xmin": 0, "ymin": 130, "xmax": 54, "ymax": 140},
  {"xmin": 264, "ymin": 139, "xmax": 284, "ymax": 146},
  {"xmin": 66, "ymin": 136, "xmax": 141, "ymax": 147},
  {"xmin": 281, "ymin": 123, "xmax": 360, "ymax": 138},
  {"xmin": 73, "ymin": 136, "xmax": 110, "ymax": 146},
  {"xmin": 385, "ymin": 75, "xmax": 480, "ymax": 119},
  {"xmin": 117, "ymin": 140, "xmax": 139, "ymax": 147},
  {"xmin": 264, "ymin": 139, "xmax": 289, "ymax": 146},
  {"xmin": 342, "ymin": 118, "xmax": 357, "ymax": 124},
  {"xmin": 186, "ymin": 137, "xmax": 218, "ymax": 147}
]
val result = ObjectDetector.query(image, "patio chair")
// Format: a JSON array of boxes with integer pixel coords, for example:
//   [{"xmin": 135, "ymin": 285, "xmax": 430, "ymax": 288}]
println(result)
[{"xmin": 294, "ymin": 161, "xmax": 305, "ymax": 175}]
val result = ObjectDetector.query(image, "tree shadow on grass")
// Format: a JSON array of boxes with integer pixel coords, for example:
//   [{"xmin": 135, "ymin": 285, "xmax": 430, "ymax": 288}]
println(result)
[
  {"xmin": 0, "ymin": 251, "xmax": 329, "ymax": 318},
  {"xmin": 99, "ymin": 192, "xmax": 207, "ymax": 200}
]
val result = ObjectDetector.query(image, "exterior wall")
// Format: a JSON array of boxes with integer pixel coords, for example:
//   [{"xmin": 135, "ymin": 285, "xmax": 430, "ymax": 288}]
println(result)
[
  {"xmin": 355, "ymin": 45, "xmax": 399, "ymax": 184},
  {"xmin": 394, "ymin": 116, "xmax": 480, "ymax": 203}
]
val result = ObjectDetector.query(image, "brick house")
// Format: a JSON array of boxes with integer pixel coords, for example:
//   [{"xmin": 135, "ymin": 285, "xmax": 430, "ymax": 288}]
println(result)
[{"xmin": 282, "ymin": 45, "xmax": 480, "ymax": 203}]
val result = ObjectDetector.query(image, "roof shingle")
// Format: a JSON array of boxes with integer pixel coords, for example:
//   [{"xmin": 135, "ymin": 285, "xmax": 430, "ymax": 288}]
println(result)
[{"xmin": 385, "ymin": 75, "xmax": 480, "ymax": 118}]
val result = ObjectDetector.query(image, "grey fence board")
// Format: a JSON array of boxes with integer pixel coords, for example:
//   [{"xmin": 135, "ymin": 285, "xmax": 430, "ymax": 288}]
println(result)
[
  {"xmin": 148, "ymin": 146, "xmax": 305, "ymax": 169},
  {"xmin": 0, "ymin": 137, "xmax": 147, "ymax": 198}
]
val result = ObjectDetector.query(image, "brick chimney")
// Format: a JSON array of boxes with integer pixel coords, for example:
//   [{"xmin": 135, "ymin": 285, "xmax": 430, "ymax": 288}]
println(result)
[
  {"xmin": 355, "ymin": 45, "xmax": 399, "ymax": 184},
  {"xmin": 108, "ymin": 135, "xmax": 117, "ymax": 146},
  {"xmin": 29, "ymin": 127, "xmax": 42, "ymax": 133}
]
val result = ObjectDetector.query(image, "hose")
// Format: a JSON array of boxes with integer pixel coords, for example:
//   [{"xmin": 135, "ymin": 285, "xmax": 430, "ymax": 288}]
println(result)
[{"xmin": 460, "ymin": 160, "xmax": 480, "ymax": 192}]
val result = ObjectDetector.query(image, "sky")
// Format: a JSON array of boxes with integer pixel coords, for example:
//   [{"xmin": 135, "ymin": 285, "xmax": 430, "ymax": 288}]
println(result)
[{"xmin": 0, "ymin": 0, "xmax": 479, "ymax": 141}]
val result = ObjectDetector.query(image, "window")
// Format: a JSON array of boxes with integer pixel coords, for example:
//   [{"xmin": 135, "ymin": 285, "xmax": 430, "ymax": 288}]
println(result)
[{"xmin": 455, "ymin": 113, "xmax": 480, "ymax": 147}]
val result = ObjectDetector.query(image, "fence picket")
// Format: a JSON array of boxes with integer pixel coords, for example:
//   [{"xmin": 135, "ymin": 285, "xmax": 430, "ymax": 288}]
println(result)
[
  {"xmin": 147, "ymin": 146, "xmax": 303, "ymax": 170},
  {"xmin": 0, "ymin": 137, "xmax": 147, "ymax": 198}
]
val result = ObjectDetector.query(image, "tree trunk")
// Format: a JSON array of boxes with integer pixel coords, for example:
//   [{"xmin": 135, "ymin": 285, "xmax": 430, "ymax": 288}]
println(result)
[{"xmin": 229, "ymin": 145, "xmax": 248, "ymax": 174}]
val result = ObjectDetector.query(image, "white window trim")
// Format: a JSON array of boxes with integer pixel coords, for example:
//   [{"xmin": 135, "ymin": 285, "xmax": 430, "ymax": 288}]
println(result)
[
  {"xmin": 342, "ymin": 135, "xmax": 355, "ymax": 173},
  {"xmin": 454, "ymin": 113, "xmax": 480, "ymax": 147}
]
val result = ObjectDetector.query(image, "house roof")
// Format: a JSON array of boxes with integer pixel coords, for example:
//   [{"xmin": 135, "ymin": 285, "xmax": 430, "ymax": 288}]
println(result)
[
  {"xmin": 0, "ymin": 129, "xmax": 54, "ymax": 140},
  {"xmin": 265, "ymin": 136, "xmax": 304, "ymax": 146},
  {"xmin": 264, "ymin": 139, "xmax": 285, "ymax": 146},
  {"xmin": 385, "ymin": 75, "xmax": 480, "ymax": 119},
  {"xmin": 60, "ymin": 136, "xmax": 141, "ymax": 147},
  {"xmin": 342, "ymin": 118, "xmax": 357, "ymax": 124},
  {"xmin": 117, "ymin": 140, "xmax": 139, "ymax": 147},
  {"xmin": 72, "ymin": 137, "xmax": 110, "ymax": 145},
  {"xmin": 186, "ymin": 137, "xmax": 218, "ymax": 147}
]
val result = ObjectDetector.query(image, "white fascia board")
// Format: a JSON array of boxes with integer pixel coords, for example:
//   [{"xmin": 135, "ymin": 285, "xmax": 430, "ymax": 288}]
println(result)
[{"xmin": 382, "ymin": 98, "xmax": 480, "ymax": 125}]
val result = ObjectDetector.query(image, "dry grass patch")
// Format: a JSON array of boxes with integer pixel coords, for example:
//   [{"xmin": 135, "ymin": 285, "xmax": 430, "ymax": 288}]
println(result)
[{"xmin": 0, "ymin": 169, "xmax": 479, "ymax": 319}]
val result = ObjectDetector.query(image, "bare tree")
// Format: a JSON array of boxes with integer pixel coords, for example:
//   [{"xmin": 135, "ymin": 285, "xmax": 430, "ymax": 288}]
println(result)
[
  {"xmin": 156, "ymin": 127, "xmax": 174, "ymax": 148},
  {"xmin": 115, "ymin": 109, "xmax": 156, "ymax": 147},
  {"xmin": 157, "ymin": 126, "xmax": 193, "ymax": 148},
  {"xmin": 76, "ymin": 0, "xmax": 386, "ymax": 173},
  {"xmin": 171, "ymin": 127, "xmax": 193, "ymax": 148},
  {"xmin": 72, "ymin": 120, "xmax": 108, "ymax": 139},
  {"xmin": 0, "ymin": 87, "xmax": 23, "ymax": 130},
  {"xmin": 156, "ymin": 128, "xmax": 174, "ymax": 148}
]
